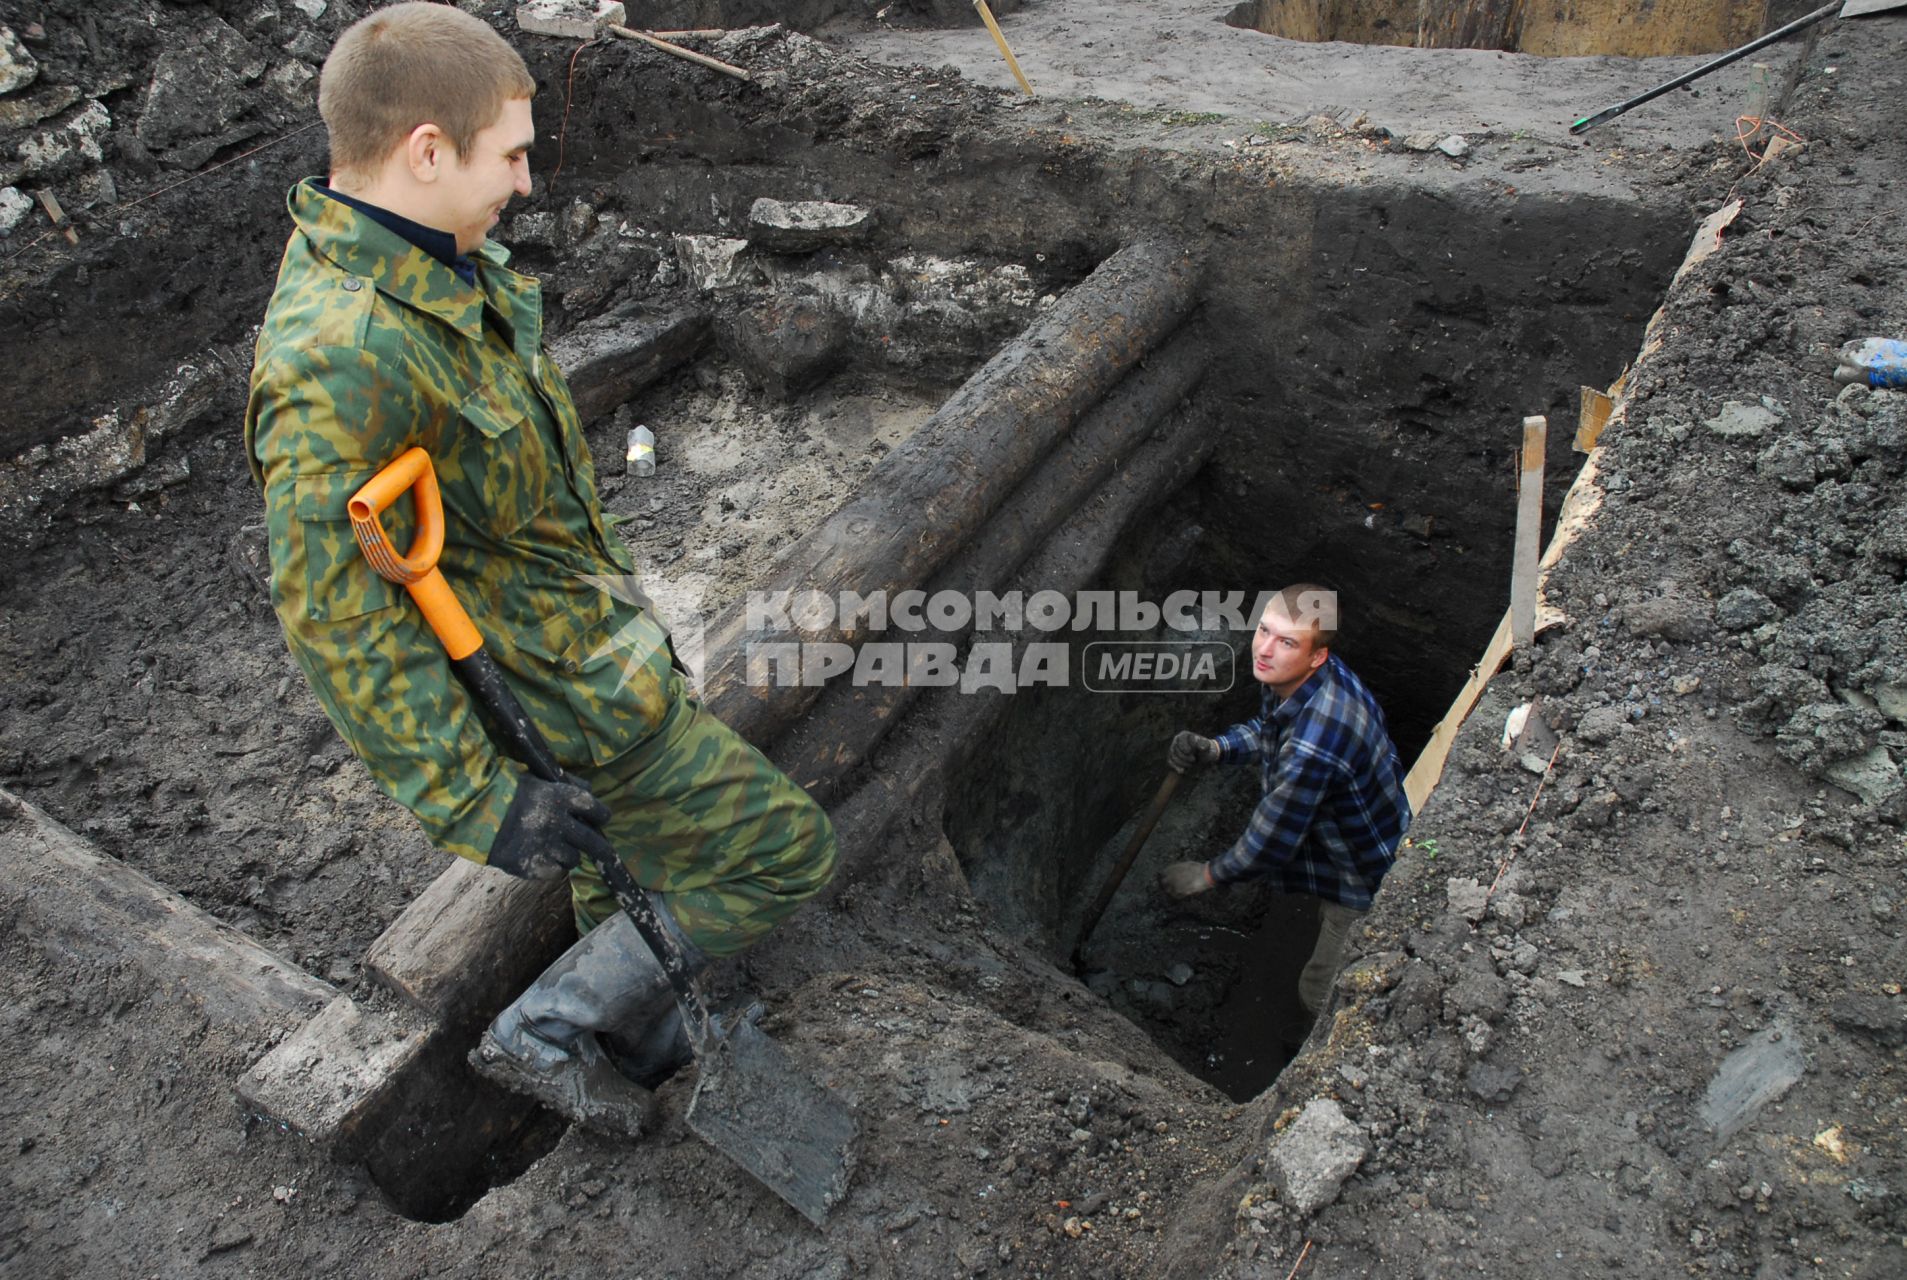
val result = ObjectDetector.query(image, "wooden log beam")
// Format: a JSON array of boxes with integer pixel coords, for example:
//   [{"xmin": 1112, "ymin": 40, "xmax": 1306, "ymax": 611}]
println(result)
[
  {"xmin": 827, "ymin": 398, "xmax": 1222, "ymax": 866},
  {"xmin": 547, "ymin": 306, "xmax": 711, "ymax": 424},
  {"xmin": 699, "ymin": 237, "xmax": 1202, "ymax": 751},
  {"xmin": 770, "ymin": 328, "xmax": 1210, "ymax": 802},
  {"xmin": 0, "ymin": 786, "xmax": 333, "ymax": 1033}
]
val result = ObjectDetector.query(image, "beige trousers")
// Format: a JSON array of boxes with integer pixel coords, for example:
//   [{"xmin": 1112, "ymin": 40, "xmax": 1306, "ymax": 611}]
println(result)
[{"xmin": 1298, "ymin": 899, "xmax": 1367, "ymax": 1016}]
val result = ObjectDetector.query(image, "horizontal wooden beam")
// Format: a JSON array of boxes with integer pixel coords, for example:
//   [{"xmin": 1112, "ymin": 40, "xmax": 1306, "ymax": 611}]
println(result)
[
  {"xmin": 547, "ymin": 306, "xmax": 710, "ymax": 424},
  {"xmin": 1, "ymin": 786, "xmax": 332, "ymax": 1034}
]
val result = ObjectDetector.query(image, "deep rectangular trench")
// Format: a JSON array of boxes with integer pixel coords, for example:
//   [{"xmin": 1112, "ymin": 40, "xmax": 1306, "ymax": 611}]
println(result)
[{"xmin": 0, "ymin": 37, "xmax": 1693, "ymax": 1221}]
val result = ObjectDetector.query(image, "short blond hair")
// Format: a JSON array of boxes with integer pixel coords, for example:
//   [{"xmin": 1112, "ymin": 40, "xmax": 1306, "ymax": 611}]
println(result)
[{"xmin": 319, "ymin": 3, "xmax": 535, "ymax": 181}]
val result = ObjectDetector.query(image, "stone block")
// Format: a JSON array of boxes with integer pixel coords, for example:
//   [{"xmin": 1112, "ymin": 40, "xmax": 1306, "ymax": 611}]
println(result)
[
  {"xmin": 747, "ymin": 197, "xmax": 876, "ymax": 253},
  {"xmin": 1267, "ymin": 1099, "xmax": 1369, "ymax": 1216},
  {"xmin": 721, "ymin": 295, "xmax": 850, "ymax": 400},
  {"xmin": 517, "ymin": 0, "xmax": 625, "ymax": 40},
  {"xmin": 0, "ymin": 25, "xmax": 40, "ymax": 96},
  {"xmin": 674, "ymin": 234, "xmax": 756, "ymax": 292}
]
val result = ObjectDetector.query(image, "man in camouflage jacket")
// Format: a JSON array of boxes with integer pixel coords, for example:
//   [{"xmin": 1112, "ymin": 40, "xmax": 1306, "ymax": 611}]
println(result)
[{"xmin": 246, "ymin": 3, "xmax": 835, "ymax": 1134}]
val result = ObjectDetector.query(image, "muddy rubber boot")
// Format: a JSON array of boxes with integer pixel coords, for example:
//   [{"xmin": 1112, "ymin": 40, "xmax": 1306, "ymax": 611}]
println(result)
[
  {"xmin": 606, "ymin": 996, "xmax": 767, "ymax": 1089},
  {"xmin": 471, "ymin": 903, "xmax": 706, "ymax": 1136}
]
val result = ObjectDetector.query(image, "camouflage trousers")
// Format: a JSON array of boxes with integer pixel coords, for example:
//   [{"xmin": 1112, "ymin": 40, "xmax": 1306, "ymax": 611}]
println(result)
[{"xmin": 566, "ymin": 668, "xmax": 836, "ymax": 958}]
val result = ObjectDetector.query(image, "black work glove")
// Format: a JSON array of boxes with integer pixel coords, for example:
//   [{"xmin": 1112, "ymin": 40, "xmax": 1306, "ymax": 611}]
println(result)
[
  {"xmin": 1168, "ymin": 731, "xmax": 1221, "ymax": 773},
  {"xmin": 486, "ymin": 775, "xmax": 614, "ymax": 881}
]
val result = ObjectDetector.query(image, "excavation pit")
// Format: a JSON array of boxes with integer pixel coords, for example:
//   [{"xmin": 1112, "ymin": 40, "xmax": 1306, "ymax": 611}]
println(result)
[
  {"xmin": 13, "ymin": 7, "xmax": 1889, "ymax": 1274},
  {"xmin": 1224, "ymin": 0, "xmax": 1775, "ymax": 57}
]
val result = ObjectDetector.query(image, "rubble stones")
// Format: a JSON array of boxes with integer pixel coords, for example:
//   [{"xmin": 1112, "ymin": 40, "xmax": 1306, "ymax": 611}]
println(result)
[
  {"xmin": 0, "ymin": 83, "xmax": 79, "ymax": 131},
  {"xmin": 1822, "ymin": 745, "xmax": 1902, "ymax": 807},
  {"xmin": 136, "ymin": 19, "xmax": 267, "ymax": 154},
  {"xmin": 18, "ymin": 100, "xmax": 110, "ymax": 178},
  {"xmin": 1575, "ymin": 706, "xmax": 1628, "ymax": 745},
  {"xmin": 674, "ymin": 234, "xmax": 756, "ymax": 292},
  {"xmin": 1265, "ymin": 1100, "xmax": 1369, "ymax": 1216},
  {"xmin": 1445, "ymin": 877, "xmax": 1489, "ymax": 923},
  {"xmin": 0, "ymin": 24, "xmax": 36, "ymax": 96},
  {"xmin": 1757, "ymin": 436, "xmax": 1820, "ymax": 490},
  {"xmin": 1466, "ymin": 1060, "xmax": 1522, "ymax": 1103},
  {"xmin": 0, "ymin": 185, "xmax": 30, "ymax": 236},
  {"xmin": 748, "ymin": 198, "xmax": 876, "ymax": 253},
  {"xmin": 1775, "ymin": 702, "xmax": 1881, "ymax": 774},
  {"xmin": 1443, "ymin": 968, "xmax": 1510, "ymax": 1025},
  {"xmin": 508, "ymin": 211, "xmax": 560, "ymax": 249},
  {"xmin": 1716, "ymin": 587, "xmax": 1777, "ymax": 631},
  {"xmin": 1625, "ymin": 595, "xmax": 1712, "ymax": 642}
]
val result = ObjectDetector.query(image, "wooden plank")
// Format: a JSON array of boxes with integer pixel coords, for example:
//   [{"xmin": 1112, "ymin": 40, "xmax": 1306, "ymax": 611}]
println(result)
[
  {"xmin": 0, "ymin": 786, "xmax": 333, "ymax": 1033},
  {"xmin": 1510, "ymin": 415, "xmax": 1547, "ymax": 650},
  {"xmin": 1575, "ymin": 384, "xmax": 1613, "ymax": 453},
  {"xmin": 364, "ymin": 857, "xmax": 573, "ymax": 1021},
  {"xmin": 1405, "ymin": 450, "xmax": 1602, "ymax": 814},
  {"xmin": 35, "ymin": 189, "xmax": 78, "ymax": 246}
]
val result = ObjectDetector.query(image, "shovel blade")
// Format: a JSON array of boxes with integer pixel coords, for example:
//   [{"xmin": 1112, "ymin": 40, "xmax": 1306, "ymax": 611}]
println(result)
[
  {"xmin": 686, "ymin": 1019, "xmax": 856, "ymax": 1226},
  {"xmin": 1842, "ymin": 0, "xmax": 1907, "ymax": 17}
]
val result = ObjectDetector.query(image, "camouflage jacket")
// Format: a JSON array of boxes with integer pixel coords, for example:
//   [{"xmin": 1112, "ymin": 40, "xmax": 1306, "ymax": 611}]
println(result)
[{"xmin": 246, "ymin": 180, "xmax": 673, "ymax": 864}]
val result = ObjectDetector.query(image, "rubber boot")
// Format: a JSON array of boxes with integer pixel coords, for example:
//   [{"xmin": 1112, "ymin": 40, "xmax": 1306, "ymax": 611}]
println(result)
[
  {"xmin": 471, "ymin": 901, "xmax": 706, "ymax": 1136},
  {"xmin": 604, "ymin": 996, "xmax": 767, "ymax": 1089}
]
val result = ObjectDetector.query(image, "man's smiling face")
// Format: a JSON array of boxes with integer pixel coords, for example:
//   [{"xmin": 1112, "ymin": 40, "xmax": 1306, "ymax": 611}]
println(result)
[{"xmin": 432, "ymin": 95, "xmax": 534, "ymax": 255}]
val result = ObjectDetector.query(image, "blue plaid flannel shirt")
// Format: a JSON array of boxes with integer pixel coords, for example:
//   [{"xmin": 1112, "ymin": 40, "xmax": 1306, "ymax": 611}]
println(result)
[{"xmin": 1207, "ymin": 654, "xmax": 1411, "ymax": 909}]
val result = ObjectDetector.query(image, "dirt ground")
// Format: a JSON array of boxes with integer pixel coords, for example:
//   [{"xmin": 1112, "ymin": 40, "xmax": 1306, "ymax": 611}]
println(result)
[{"xmin": 2, "ymin": 2, "xmax": 1905, "ymax": 1277}]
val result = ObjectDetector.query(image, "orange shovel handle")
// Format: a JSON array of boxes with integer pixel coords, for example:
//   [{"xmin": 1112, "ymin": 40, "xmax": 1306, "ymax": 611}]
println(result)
[{"xmin": 349, "ymin": 447, "xmax": 482, "ymax": 661}]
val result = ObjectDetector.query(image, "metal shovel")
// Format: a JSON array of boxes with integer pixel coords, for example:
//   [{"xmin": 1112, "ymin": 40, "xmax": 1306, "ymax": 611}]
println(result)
[
  {"xmin": 349, "ymin": 447, "xmax": 855, "ymax": 1225},
  {"xmin": 1571, "ymin": 0, "xmax": 1907, "ymax": 132},
  {"xmin": 1571, "ymin": 0, "xmax": 1907, "ymax": 133}
]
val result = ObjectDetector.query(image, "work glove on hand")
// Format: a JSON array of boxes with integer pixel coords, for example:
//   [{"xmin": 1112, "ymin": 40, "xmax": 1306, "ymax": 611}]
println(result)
[
  {"xmin": 487, "ymin": 775, "xmax": 615, "ymax": 881},
  {"xmin": 1160, "ymin": 861, "xmax": 1216, "ymax": 899},
  {"xmin": 1168, "ymin": 731, "xmax": 1220, "ymax": 773}
]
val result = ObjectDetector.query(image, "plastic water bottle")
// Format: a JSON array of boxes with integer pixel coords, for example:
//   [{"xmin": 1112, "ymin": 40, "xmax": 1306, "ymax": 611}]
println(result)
[
  {"xmin": 625, "ymin": 424, "xmax": 655, "ymax": 476},
  {"xmin": 1834, "ymin": 338, "xmax": 1907, "ymax": 389}
]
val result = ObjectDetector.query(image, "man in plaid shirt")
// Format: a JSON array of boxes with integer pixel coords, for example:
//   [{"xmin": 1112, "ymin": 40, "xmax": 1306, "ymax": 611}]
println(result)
[{"xmin": 1160, "ymin": 584, "xmax": 1411, "ymax": 1016}]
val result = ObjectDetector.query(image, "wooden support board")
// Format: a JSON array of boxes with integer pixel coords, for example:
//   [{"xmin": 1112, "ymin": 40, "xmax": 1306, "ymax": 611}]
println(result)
[
  {"xmin": 0, "ymin": 786, "xmax": 333, "ymax": 1034},
  {"xmin": 1404, "ymin": 451, "xmax": 1603, "ymax": 815},
  {"xmin": 1510, "ymin": 415, "xmax": 1547, "ymax": 650}
]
